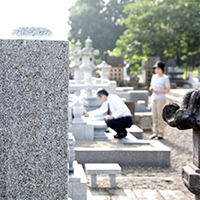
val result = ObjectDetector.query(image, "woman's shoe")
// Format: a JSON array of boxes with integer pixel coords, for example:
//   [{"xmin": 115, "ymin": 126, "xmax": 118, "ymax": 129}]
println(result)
[
  {"xmin": 155, "ymin": 135, "xmax": 163, "ymax": 140},
  {"xmin": 149, "ymin": 133, "xmax": 157, "ymax": 139}
]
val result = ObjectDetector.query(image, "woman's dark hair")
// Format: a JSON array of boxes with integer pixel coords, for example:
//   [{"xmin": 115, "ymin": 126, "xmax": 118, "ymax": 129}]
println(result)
[{"xmin": 96, "ymin": 89, "xmax": 109, "ymax": 97}]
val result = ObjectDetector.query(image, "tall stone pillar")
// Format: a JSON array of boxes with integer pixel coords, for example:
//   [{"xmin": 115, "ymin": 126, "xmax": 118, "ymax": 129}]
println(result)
[{"xmin": 0, "ymin": 27, "xmax": 69, "ymax": 199}]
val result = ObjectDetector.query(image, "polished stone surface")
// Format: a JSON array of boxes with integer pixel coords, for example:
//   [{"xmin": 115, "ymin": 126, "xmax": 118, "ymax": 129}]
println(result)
[{"xmin": 0, "ymin": 37, "xmax": 69, "ymax": 199}]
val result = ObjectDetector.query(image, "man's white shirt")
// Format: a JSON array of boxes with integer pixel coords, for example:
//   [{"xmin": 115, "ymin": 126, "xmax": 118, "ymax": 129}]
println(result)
[{"xmin": 88, "ymin": 94, "xmax": 132, "ymax": 119}]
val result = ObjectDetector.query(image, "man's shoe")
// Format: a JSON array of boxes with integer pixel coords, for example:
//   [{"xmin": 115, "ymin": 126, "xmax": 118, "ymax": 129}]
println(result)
[
  {"xmin": 114, "ymin": 134, "xmax": 119, "ymax": 138},
  {"xmin": 155, "ymin": 135, "xmax": 163, "ymax": 140},
  {"xmin": 114, "ymin": 132, "xmax": 127, "ymax": 139},
  {"xmin": 149, "ymin": 133, "xmax": 157, "ymax": 139}
]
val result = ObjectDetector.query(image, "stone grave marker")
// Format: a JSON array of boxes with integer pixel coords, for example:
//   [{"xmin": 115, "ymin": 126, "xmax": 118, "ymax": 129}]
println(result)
[{"xmin": 0, "ymin": 26, "xmax": 69, "ymax": 199}]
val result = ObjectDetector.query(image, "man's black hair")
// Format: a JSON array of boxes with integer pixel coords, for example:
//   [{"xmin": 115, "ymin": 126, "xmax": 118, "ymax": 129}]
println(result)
[{"xmin": 96, "ymin": 89, "xmax": 109, "ymax": 97}]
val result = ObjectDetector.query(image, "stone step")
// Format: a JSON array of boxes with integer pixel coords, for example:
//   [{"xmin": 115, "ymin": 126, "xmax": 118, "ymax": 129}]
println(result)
[
  {"xmin": 134, "ymin": 189, "xmax": 163, "ymax": 200},
  {"xmin": 94, "ymin": 135, "xmax": 108, "ymax": 140},
  {"xmin": 126, "ymin": 124, "xmax": 143, "ymax": 139},
  {"xmin": 108, "ymin": 189, "xmax": 138, "ymax": 200},
  {"xmin": 87, "ymin": 189, "xmax": 191, "ymax": 200},
  {"xmin": 158, "ymin": 190, "xmax": 188, "ymax": 200},
  {"xmin": 94, "ymin": 131, "xmax": 107, "ymax": 136}
]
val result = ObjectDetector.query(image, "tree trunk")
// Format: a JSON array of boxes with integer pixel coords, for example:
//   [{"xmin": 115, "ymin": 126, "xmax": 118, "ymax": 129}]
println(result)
[{"xmin": 191, "ymin": 43, "xmax": 200, "ymax": 71}]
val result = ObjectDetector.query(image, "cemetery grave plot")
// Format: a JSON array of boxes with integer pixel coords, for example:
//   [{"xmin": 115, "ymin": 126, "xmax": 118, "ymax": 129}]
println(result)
[{"xmin": 75, "ymin": 139, "xmax": 153, "ymax": 149}]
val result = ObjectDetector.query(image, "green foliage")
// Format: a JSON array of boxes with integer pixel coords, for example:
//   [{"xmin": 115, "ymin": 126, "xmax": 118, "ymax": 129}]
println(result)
[
  {"xmin": 112, "ymin": 0, "xmax": 200, "ymax": 69},
  {"xmin": 95, "ymin": 57, "xmax": 102, "ymax": 65},
  {"xmin": 68, "ymin": 0, "xmax": 135, "ymax": 59},
  {"xmin": 129, "ymin": 63, "xmax": 141, "ymax": 74},
  {"xmin": 69, "ymin": 43, "xmax": 76, "ymax": 62}
]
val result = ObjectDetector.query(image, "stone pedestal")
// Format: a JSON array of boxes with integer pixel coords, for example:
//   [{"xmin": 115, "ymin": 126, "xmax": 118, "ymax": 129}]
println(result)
[
  {"xmin": 69, "ymin": 161, "xmax": 87, "ymax": 200},
  {"xmin": 182, "ymin": 129, "xmax": 200, "ymax": 199},
  {"xmin": 163, "ymin": 89, "xmax": 200, "ymax": 199},
  {"xmin": 0, "ymin": 35, "xmax": 69, "ymax": 198},
  {"xmin": 68, "ymin": 135, "xmax": 87, "ymax": 200}
]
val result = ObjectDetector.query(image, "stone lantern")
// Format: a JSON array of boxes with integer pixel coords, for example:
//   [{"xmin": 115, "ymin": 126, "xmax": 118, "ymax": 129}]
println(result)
[
  {"xmin": 80, "ymin": 36, "xmax": 99, "ymax": 97},
  {"xmin": 97, "ymin": 61, "xmax": 111, "ymax": 83},
  {"xmin": 70, "ymin": 40, "xmax": 83, "ymax": 85},
  {"xmin": 141, "ymin": 56, "xmax": 160, "ymax": 87},
  {"xmin": 162, "ymin": 89, "xmax": 200, "ymax": 200}
]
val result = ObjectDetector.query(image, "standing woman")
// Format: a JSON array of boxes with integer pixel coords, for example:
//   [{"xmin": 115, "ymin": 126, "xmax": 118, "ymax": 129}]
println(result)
[{"xmin": 149, "ymin": 61, "xmax": 170, "ymax": 139}]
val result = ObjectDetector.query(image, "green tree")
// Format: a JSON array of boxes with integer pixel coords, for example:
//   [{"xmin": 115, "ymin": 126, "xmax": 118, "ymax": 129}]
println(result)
[
  {"xmin": 112, "ymin": 0, "xmax": 200, "ymax": 71},
  {"xmin": 68, "ymin": 0, "xmax": 134, "ymax": 59}
]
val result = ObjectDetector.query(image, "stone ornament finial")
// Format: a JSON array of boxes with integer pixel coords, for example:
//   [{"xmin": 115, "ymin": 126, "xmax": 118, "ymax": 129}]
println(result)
[
  {"xmin": 11, "ymin": 27, "xmax": 53, "ymax": 37},
  {"xmin": 85, "ymin": 36, "xmax": 92, "ymax": 48},
  {"xmin": 76, "ymin": 39, "xmax": 82, "ymax": 50},
  {"xmin": 162, "ymin": 89, "xmax": 200, "ymax": 130},
  {"xmin": 70, "ymin": 40, "xmax": 82, "ymax": 70},
  {"xmin": 97, "ymin": 61, "xmax": 111, "ymax": 69},
  {"xmin": 81, "ymin": 36, "xmax": 100, "ymax": 57}
]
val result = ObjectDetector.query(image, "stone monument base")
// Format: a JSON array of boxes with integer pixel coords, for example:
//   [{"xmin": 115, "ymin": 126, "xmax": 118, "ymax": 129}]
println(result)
[
  {"xmin": 69, "ymin": 161, "xmax": 87, "ymax": 200},
  {"xmin": 75, "ymin": 139, "xmax": 170, "ymax": 167}
]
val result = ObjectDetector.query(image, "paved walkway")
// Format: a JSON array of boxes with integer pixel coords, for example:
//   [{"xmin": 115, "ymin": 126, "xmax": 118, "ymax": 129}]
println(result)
[{"xmin": 87, "ymin": 176, "xmax": 194, "ymax": 200}]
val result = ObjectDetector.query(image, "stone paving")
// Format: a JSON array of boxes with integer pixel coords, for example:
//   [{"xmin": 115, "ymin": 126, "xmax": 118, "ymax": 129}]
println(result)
[{"xmin": 87, "ymin": 176, "xmax": 194, "ymax": 199}]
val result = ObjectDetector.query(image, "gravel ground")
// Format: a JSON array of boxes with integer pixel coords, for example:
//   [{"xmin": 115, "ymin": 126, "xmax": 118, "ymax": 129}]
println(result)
[
  {"xmin": 82, "ymin": 124, "xmax": 193, "ymax": 190},
  {"xmin": 123, "ymin": 125, "xmax": 193, "ymax": 177},
  {"xmin": 116, "ymin": 124, "xmax": 193, "ymax": 190}
]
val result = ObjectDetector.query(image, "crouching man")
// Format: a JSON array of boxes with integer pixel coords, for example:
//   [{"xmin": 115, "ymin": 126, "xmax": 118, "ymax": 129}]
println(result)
[{"xmin": 83, "ymin": 89, "xmax": 133, "ymax": 138}]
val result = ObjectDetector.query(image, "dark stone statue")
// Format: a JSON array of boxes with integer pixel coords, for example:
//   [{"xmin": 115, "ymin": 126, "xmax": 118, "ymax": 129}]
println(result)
[
  {"xmin": 163, "ymin": 89, "xmax": 200, "ymax": 199},
  {"xmin": 162, "ymin": 89, "xmax": 200, "ymax": 130}
]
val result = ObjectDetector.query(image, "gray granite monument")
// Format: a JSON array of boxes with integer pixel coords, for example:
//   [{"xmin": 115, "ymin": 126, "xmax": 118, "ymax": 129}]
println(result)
[{"xmin": 0, "ymin": 27, "xmax": 69, "ymax": 199}]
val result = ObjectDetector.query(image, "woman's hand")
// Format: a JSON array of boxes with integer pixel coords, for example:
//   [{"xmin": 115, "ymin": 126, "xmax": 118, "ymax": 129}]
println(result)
[
  {"xmin": 149, "ymin": 86, "xmax": 154, "ymax": 91},
  {"xmin": 152, "ymin": 88, "xmax": 159, "ymax": 93}
]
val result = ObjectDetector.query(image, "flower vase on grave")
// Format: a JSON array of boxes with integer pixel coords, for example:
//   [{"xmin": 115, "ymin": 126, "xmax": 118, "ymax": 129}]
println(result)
[{"xmin": 72, "ymin": 100, "xmax": 85, "ymax": 124}]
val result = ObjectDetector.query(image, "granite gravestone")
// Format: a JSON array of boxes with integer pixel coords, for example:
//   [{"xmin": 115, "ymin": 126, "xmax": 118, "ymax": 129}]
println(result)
[{"xmin": 0, "ymin": 27, "xmax": 69, "ymax": 199}]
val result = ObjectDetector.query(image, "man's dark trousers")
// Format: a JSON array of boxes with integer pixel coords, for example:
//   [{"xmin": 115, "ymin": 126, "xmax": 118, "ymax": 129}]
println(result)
[{"xmin": 105, "ymin": 116, "xmax": 133, "ymax": 134}]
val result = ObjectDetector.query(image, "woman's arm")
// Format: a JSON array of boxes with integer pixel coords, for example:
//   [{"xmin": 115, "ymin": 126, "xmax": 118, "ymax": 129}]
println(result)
[{"xmin": 153, "ymin": 87, "xmax": 170, "ymax": 94}]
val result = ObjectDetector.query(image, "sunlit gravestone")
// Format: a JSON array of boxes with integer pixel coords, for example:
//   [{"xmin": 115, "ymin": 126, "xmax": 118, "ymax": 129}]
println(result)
[{"xmin": 0, "ymin": 26, "xmax": 69, "ymax": 199}]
